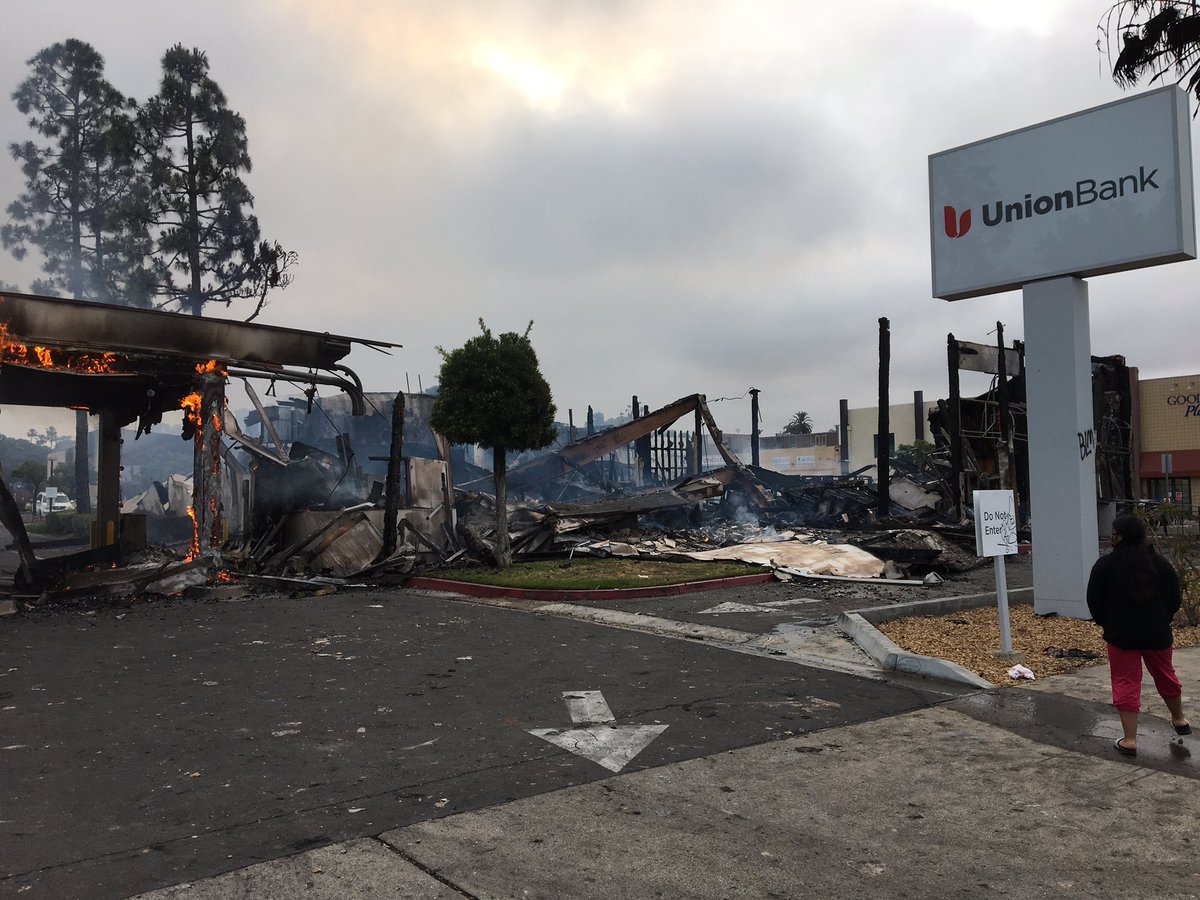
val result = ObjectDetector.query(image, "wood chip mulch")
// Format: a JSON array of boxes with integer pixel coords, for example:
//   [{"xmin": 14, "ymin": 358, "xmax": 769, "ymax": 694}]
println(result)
[{"xmin": 878, "ymin": 604, "xmax": 1200, "ymax": 685}]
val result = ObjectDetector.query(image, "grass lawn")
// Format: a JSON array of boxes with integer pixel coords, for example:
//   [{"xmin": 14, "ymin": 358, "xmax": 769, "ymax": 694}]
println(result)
[{"xmin": 431, "ymin": 557, "xmax": 762, "ymax": 590}]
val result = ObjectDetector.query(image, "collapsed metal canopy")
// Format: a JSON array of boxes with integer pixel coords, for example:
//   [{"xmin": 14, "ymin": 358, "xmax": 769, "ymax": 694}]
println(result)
[
  {"xmin": 0, "ymin": 290, "xmax": 397, "ymax": 372},
  {"xmin": 0, "ymin": 290, "xmax": 401, "ymax": 571}
]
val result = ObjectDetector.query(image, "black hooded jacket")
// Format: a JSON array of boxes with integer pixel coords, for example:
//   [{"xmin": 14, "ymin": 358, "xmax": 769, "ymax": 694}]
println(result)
[{"xmin": 1086, "ymin": 544, "xmax": 1181, "ymax": 650}]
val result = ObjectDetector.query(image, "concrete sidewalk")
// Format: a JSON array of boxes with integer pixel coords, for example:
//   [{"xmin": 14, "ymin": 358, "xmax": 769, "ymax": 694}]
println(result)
[{"xmin": 134, "ymin": 646, "xmax": 1200, "ymax": 899}]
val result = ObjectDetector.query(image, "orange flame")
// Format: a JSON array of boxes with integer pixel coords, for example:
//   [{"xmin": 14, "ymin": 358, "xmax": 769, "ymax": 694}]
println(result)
[
  {"xmin": 77, "ymin": 352, "xmax": 120, "ymax": 374},
  {"xmin": 180, "ymin": 391, "xmax": 203, "ymax": 429},
  {"xmin": 184, "ymin": 505, "xmax": 199, "ymax": 562},
  {"xmin": 0, "ymin": 322, "xmax": 124, "ymax": 373}
]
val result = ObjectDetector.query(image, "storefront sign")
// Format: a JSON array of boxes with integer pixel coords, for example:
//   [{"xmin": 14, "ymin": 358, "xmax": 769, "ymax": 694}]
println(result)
[{"xmin": 1166, "ymin": 393, "xmax": 1200, "ymax": 416}]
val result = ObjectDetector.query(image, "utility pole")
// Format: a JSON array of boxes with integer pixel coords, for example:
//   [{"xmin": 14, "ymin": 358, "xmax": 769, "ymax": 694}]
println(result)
[
  {"xmin": 749, "ymin": 388, "xmax": 760, "ymax": 467},
  {"xmin": 876, "ymin": 318, "xmax": 890, "ymax": 518},
  {"xmin": 996, "ymin": 321, "xmax": 1014, "ymax": 503},
  {"xmin": 947, "ymin": 333, "xmax": 964, "ymax": 519},
  {"xmin": 839, "ymin": 399, "xmax": 849, "ymax": 476}
]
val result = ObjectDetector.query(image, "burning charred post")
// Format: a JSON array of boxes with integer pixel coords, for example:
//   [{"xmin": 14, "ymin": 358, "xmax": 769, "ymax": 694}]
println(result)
[{"xmin": 183, "ymin": 361, "xmax": 227, "ymax": 563}]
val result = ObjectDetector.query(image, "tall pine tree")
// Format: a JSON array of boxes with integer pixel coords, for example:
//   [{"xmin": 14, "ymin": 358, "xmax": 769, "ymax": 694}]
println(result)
[
  {"xmin": 140, "ymin": 45, "xmax": 294, "ymax": 318},
  {"xmin": 2, "ymin": 39, "xmax": 152, "ymax": 513},
  {"xmin": 2, "ymin": 40, "xmax": 150, "ymax": 304}
]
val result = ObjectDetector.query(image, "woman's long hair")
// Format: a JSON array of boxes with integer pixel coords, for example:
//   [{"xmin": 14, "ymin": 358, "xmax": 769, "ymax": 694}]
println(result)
[{"xmin": 1113, "ymin": 513, "xmax": 1157, "ymax": 605}]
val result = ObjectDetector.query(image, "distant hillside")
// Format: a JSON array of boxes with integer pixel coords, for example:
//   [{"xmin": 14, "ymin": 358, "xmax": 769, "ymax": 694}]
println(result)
[
  {"xmin": 119, "ymin": 429, "xmax": 195, "ymax": 497},
  {"xmin": 0, "ymin": 435, "xmax": 49, "ymax": 471}
]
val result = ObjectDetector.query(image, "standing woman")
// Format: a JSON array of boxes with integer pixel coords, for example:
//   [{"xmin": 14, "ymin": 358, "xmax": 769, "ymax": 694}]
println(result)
[{"xmin": 1087, "ymin": 513, "xmax": 1189, "ymax": 757}]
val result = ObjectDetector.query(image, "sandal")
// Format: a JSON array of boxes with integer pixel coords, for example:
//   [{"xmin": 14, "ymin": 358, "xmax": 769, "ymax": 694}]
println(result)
[
  {"xmin": 1114, "ymin": 738, "xmax": 1137, "ymax": 757},
  {"xmin": 1174, "ymin": 722, "xmax": 1192, "ymax": 736}
]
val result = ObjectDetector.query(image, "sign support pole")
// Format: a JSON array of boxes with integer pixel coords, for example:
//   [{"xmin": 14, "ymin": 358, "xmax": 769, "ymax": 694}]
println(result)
[
  {"xmin": 1022, "ymin": 277, "xmax": 1097, "ymax": 618},
  {"xmin": 994, "ymin": 554, "xmax": 1012, "ymax": 654},
  {"xmin": 974, "ymin": 489, "xmax": 1020, "ymax": 656}
]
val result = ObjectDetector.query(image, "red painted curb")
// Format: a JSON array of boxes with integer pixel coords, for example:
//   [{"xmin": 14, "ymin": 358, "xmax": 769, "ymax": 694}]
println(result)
[{"xmin": 404, "ymin": 571, "xmax": 776, "ymax": 602}]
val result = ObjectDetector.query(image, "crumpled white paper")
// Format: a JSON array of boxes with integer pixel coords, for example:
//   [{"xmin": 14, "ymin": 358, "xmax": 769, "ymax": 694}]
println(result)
[{"xmin": 1008, "ymin": 664, "xmax": 1036, "ymax": 680}]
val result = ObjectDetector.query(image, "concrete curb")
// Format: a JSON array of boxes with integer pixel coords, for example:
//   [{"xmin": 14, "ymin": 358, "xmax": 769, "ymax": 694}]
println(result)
[
  {"xmin": 836, "ymin": 589, "xmax": 1035, "ymax": 690},
  {"xmin": 837, "ymin": 612, "xmax": 993, "ymax": 689},
  {"xmin": 404, "ymin": 572, "xmax": 775, "ymax": 602},
  {"xmin": 852, "ymin": 587, "xmax": 1034, "ymax": 624},
  {"xmin": 408, "ymin": 591, "xmax": 885, "ymax": 680},
  {"xmin": 414, "ymin": 570, "xmax": 1025, "ymax": 691}
]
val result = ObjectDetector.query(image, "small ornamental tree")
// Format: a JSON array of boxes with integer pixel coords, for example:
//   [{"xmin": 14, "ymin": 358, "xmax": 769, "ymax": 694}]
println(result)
[{"xmin": 431, "ymin": 320, "xmax": 556, "ymax": 567}]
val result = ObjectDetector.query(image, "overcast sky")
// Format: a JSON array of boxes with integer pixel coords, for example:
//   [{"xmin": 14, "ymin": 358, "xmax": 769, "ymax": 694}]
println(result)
[{"xmin": 0, "ymin": 0, "xmax": 1196, "ymax": 442}]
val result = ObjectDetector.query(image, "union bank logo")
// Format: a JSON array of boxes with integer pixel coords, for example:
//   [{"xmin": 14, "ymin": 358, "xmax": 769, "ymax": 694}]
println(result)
[
  {"xmin": 944, "ymin": 205, "xmax": 971, "ymax": 238},
  {"xmin": 941, "ymin": 165, "xmax": 1160, "ymax": 239}
]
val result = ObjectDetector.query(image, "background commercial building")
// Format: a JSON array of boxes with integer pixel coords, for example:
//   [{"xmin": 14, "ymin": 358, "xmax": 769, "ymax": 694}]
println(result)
[
  {"xmin": 843, "ymin": 392, "xmax": 939, "ymax": 479},
  {"xmin": 1136, "ymin": 373, "xmax": 1200, "ymax": 508}
]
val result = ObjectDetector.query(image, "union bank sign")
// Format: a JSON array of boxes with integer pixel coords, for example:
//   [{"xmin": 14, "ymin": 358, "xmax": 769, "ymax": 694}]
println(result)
[{"xmin": 929, "ymin": 86, "xmax": 1196, "ymax": 301}]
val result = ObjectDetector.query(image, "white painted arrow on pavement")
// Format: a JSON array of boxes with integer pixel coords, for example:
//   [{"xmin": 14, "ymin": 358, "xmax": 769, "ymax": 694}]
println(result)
[{"xmin": 528, "ymin": 690, "xmax": 668, "ymax": 773}]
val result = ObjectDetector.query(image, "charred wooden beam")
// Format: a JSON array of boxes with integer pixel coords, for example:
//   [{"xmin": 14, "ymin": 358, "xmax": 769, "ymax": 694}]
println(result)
[
  {"xmin": 381, "ymin": 392, "xmax": 405, "ymax": 560},
  {"xmin": 0, "ymin": 364, "xmax": 192, "ymax": 425}
]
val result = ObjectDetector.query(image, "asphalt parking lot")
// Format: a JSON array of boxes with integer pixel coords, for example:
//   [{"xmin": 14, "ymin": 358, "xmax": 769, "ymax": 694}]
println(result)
[{"xmin": 1, "ymin": 587, "xmax": 964, "ymax": 899}]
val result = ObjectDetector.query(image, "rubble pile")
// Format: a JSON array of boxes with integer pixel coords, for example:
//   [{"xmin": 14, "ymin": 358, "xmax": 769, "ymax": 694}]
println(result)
[{"xmin": 3, "ymin": 382, "xmax": 999, "ymax": 608}]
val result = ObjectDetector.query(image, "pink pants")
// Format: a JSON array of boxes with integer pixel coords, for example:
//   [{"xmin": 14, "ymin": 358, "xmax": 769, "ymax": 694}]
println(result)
[{"xmin": 1107, "ymin": 643, "xmax": 1182, "ymax": 713}]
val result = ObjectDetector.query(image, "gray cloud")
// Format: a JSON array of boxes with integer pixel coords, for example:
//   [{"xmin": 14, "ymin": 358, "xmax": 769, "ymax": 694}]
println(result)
[
  {"xmin": 0, "ymin": 0, "xmax": 1196, "ymax": 440},
  {"xmin": 443, "ymin": 98, "xmax": 868, "ymax": 276}
]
